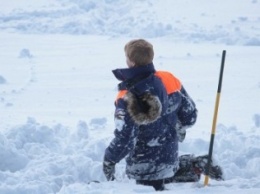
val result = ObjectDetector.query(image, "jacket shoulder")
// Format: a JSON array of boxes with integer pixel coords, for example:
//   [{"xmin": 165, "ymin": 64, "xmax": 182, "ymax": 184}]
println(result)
[{"xmin": 155, "ymin": 71, "xmax": 182, "ymax": 94}]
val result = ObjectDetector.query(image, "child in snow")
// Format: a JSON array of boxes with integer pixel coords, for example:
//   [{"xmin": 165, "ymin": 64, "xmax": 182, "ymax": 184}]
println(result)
[{"xmin": 103, "ymin": 39, "xmax": 223, "ymax": 191}]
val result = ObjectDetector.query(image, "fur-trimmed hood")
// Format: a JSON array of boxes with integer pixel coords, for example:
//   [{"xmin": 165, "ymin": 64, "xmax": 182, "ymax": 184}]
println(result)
[{"xmin": 124, "ymin": 91, "xmax": 162, "ymax": 125}]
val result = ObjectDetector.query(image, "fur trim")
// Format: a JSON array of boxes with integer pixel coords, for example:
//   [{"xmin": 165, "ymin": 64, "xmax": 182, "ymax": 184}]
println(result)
[{"xmin": 124, "ymin": 92, "xmax": 162, "ymax": 125}]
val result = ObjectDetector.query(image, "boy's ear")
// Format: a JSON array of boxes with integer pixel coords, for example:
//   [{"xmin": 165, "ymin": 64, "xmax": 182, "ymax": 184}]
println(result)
[{"xmin": 127, "ymin": 60, "xmax": 135, "ymax": 68}]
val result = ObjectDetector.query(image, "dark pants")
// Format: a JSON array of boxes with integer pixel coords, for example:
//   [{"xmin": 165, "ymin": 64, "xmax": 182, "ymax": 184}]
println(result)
[
  {"xmin": 136, "ymin": 179, "xmax": 165, "ymax": 191},
  {"xmin": 136, "ymin": 155, "xmax": 200, "ymax": 191}
]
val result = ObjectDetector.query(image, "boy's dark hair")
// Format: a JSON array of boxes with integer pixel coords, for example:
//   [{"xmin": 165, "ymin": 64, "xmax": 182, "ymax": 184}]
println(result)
[{"xmin": 124, "ymin": 39, "xmax": 154, "ymax": 66}]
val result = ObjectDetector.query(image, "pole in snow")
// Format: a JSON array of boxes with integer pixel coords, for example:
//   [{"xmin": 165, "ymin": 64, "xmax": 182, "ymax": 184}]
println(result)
[{"xmin": 204, "ymin": 50, "xmax": 226, "ymax": 186}]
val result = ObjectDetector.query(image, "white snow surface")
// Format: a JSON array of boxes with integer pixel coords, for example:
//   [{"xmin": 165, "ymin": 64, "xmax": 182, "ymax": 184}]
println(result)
[{"xmin": 0, "ymin": 0, "xmax": 260, "ymax": 193}]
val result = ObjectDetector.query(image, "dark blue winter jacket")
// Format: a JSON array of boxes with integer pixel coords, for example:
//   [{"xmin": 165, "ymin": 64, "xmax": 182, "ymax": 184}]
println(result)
[{"xmin": 104, "ymin": 63, "xmax": 197, "ymax": 180}]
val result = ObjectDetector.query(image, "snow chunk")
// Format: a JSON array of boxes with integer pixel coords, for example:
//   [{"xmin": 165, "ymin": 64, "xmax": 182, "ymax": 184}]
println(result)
[
  {"xmin": 89, "ymin": 117, "xmax": 107, "ymax": 129},
  {"xmin": 253, "ymin": 114, "xmax": 260, "ymax": 128},
  {"xmin": 115, "ymin": 117, "xmax": 125, "ymax": 132},
  {"xmin": 147, "ymin": 137, "xmax": 162, "ymax": 147},
  {"xmin": 76, "ymin": 120, "xmax": 89, "ymax": 139},
  {"xmin": 0, "ymin": 132, "xmax": 29, "ymax": 172},
  {"xmin": 0, "ymin": 75, "xmax": 7, "ymax": 84},
  {"xmin": 19, "ymin": 48, "xmax": 33, "ymax": 58}
]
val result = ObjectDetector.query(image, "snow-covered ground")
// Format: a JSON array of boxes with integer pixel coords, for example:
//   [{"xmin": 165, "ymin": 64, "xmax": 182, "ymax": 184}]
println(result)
[{"xmin": 0, "ymin": 0, "xmax": 260, "ymax": 193}]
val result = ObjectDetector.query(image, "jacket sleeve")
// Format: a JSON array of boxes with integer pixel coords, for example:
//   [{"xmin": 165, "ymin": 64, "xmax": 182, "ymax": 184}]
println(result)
[
  {"xmin": 104, "ymin": 99, "xmax": 135, "ymax": 163},
  {"xmin": 177, "ymin": 86, "xmax": 198, "ymax": 127}
]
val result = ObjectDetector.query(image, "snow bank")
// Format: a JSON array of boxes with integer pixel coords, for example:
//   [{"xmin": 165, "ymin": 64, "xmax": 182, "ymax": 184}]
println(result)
[
  {"xmin": 0, "ymin": 0, "xmax": 259, "ymax": 45},
  {"xmin": 0, "ymin": 117, "xmax": 110, "ymax": 194},
  {"xmin": 0, "ymin": 117, "xmax": 259, "ymax": 193}
]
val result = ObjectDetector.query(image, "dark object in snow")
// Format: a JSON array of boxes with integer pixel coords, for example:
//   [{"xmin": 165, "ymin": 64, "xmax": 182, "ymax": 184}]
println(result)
[
  {"xmin": 87, "ymin": 180, "xmax": 100, "ymax": 184},
  {"xmin": 137, "ymin": 154, "xmax": 224, "ymax": 191}
]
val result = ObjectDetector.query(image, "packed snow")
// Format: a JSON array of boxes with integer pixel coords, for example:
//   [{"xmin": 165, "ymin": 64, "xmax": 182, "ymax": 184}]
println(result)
[{"xmin": 0, "ymin": 0, "xmax": 260, "ymax": 193}]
